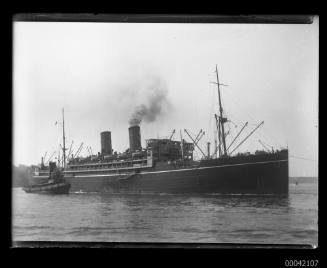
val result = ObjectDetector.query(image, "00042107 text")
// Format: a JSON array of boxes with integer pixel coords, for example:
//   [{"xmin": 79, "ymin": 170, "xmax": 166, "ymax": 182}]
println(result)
[{"xmin": 285, "ymin": 260, "xmax": 319, "ymax": 267}]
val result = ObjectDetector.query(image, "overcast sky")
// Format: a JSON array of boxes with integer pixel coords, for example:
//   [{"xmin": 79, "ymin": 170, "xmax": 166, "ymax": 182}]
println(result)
[{"xmin": 13, "ymin": 18, "xmax": 319, "ymax": 176}]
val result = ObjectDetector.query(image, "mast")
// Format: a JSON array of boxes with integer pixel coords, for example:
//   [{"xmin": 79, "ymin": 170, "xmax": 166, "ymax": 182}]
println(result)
[
  {"xmin": 214, "ymin": 130, "xmax": 217, "ymax": 159},
  {"xmin": 62, "ymin": 108, "xmax": 66, "ymax": 169},
  {"xmin": 215, "ymin": 65, "xmax": 227, "ymax": 156},
  {"xmin": 180, "ymin": 130, "xmax": 184, "ymax": 160},
  {"xmin": 215, "ymin": 114, "xmax": 222, "ymax": 157}
]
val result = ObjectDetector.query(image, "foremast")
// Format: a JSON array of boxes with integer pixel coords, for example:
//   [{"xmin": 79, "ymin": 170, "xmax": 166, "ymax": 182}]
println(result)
[
  {"xmin": 62, "ymin": 108, "xmax": 66, "ymax": 169},
  {"xmin": 212, "ymin": 66, "xmax": 264, "ymax": 158},
  {"xmin": 214, "ymin": 65, "xmax": 228, "ymax": 157}
]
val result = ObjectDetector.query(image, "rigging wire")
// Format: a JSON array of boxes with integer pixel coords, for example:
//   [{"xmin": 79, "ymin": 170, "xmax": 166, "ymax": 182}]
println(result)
[
  {"xmin": 289, "ymin": 155, "xmax": 318, "ymax": 162},
  {"xmin": 228, "ymin": 124, "xmax": 235, "ymax": 145},
  {"xmin": 183, "ymin": 128, "xmax": 204, "ymax": 159},
  {"xmin": 194, "ymin": 91, "xmax": 200, "ymax": 134},
  {"xmin": 220, "ymin": 84, "xmax": 283, "ymax": 148}
]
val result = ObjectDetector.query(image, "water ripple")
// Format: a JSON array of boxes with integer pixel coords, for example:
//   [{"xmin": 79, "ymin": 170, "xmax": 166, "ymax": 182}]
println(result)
[{"xmin": 12, "ymin": 183, "xmax": 318, "ymax": 244}]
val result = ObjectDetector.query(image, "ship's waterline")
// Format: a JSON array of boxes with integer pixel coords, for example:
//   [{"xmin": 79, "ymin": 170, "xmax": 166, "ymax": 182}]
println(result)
[{"xmin": 32, "ymin": 156, "xmax": 288, "ymax": 194}]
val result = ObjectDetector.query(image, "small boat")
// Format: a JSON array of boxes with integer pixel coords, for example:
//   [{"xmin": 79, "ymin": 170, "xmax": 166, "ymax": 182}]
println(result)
[
  {"xmin": 23, "ymin": 166, "xmax": 70, "ymax": 194},
  {"xmin": 23, "ymin": 181, "xmax": 70, "ymax": 194},
  {"xmin": 24, "ymin": 109, "xmax": 70, "ymax": 195}
]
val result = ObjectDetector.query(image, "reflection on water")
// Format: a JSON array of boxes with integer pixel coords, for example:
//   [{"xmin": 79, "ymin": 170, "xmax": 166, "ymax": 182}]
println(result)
[{"xmin": 12, "ymin": 182, "xmax": 317, "ymax": 244}]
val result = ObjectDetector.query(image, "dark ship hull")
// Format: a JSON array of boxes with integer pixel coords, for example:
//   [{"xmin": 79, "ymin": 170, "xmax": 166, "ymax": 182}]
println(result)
[
  {"xmin": 23, "ymin": 181, "xmax": 71, "ymax": 194},
  {"xmin": 62, "ymin": 150, "xmax": 288, "ymax": 194}
]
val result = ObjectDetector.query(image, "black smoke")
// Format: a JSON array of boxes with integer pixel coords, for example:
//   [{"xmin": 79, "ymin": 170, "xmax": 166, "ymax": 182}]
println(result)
[{"xmin": 129, "ymin": 77, "xmax": 170, "ymax": 126}]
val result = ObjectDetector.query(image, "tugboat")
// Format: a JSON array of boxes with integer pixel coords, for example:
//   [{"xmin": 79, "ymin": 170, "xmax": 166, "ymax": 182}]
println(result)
[
  {"xmin": 23, "ymin": 108, "xmax": 70, "ymax": 194},
  {"xmin": 23, "ymin": 162, "xmax": 71, "ymax": 194},
  {"xmin": 23, "ymin": 162, "xmax": 70, "ymax": 194}
]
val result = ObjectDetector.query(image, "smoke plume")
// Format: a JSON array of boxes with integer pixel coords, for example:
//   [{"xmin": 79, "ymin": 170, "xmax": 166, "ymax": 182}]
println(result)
[{"xmin": 129, "ymin": 76, "xmax": 170, "ymax": 126}]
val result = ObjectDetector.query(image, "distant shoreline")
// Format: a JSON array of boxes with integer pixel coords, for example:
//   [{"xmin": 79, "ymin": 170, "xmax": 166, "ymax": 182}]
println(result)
[{"xmin": 289, "ymin": 177, "xmax": 318, "ymax": 184}]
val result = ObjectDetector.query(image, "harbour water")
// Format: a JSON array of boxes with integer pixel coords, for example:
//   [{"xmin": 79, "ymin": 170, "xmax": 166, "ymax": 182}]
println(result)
[{"xmin": 12, "ymin": 181, "xmax": 318, "ymax": 245}]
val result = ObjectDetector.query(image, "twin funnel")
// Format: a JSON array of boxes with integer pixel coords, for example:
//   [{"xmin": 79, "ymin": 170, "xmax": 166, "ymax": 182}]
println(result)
[{"xmin": 100, "ymin": 125, "xmax": 142, "ymax": 155}]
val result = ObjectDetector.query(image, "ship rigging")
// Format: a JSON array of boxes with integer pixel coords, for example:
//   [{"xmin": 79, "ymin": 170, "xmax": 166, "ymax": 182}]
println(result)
[{"xmin": 209, "ymin": 65, "xmax": 265, "ymax": 159}]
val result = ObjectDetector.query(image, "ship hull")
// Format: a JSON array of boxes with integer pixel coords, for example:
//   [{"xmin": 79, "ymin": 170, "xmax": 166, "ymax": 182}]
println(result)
[
  {"xmin": 23, "ymin": 182, "xmax": 71, "ymax": 194},
  {"xmin": 32, "ymin": 151, "xmax": 288, "ymax": 195},
  {"xmin": 65, "ymin": 157, "xmax": 288, "ymax": 195}
]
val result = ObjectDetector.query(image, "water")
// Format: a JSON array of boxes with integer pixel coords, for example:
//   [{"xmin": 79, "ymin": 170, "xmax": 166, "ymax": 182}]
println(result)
[{"xmin": 12, "ymin": 182, "xmax": 318, "ymax": 245}]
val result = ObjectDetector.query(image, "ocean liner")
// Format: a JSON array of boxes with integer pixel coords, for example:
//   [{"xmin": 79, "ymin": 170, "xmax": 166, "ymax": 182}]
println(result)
[{"xmin": 30, "ymin": 66, "xmax": 289, "ymax": 194}]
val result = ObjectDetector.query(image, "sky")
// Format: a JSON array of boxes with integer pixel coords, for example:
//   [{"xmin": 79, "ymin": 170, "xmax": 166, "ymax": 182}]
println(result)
[{"xmin": 13, "ymin": 18, "xmax": 319, "ymax": 176}]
